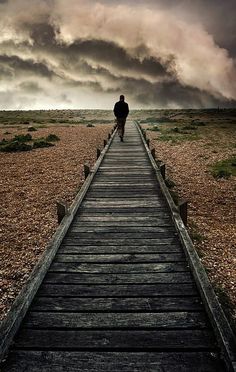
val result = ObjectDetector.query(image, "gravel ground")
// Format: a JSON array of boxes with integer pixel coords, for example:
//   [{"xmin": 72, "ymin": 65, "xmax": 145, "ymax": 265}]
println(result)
[
  {"xmin": 0, "ymin": 124, "xmax": 112, "ymax": 320},
  {"xmin": 145, "ymin": 123, "xmax": 236, "ymax": 325}
]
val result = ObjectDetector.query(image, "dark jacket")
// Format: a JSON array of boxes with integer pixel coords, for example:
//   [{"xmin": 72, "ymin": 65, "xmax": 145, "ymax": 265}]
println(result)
[{"xmin": 113, "ymin": 101, "xmax": 129, "ymax": 118}]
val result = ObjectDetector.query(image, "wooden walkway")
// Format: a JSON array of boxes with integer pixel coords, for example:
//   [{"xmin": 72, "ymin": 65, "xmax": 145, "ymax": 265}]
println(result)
[{"xmin": 1, "ymin": 122, "xmax": 235, "ymax": 371}]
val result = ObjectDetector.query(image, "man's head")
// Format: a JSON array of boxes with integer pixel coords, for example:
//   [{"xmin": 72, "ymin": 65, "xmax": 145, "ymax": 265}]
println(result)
[{"xmin": 120, "ymin": 95, "xmax": 125, "ymax": 101}]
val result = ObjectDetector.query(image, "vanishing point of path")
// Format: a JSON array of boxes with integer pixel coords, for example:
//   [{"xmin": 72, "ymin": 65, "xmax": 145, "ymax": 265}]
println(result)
[{"xmin": 2, "ymin": 121, "xmax": 231, "ymax": 371}]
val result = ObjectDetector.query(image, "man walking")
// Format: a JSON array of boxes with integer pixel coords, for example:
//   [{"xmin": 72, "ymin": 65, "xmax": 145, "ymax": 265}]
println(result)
[{"xmin": 113, "ymin": 95, "xmax": 129, "ymax": 142}]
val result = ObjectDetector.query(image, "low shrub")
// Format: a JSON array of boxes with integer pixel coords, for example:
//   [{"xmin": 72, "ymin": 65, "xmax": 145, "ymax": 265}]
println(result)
[
  {"xmin": 46, "ymin": 134, "xmax": 60, "ymax": 142},
  {"xmin": 211, "ymin": 157, "xmax": 236, "ymax": 179},
  {"xmin": 33, "ymin": 139, "xmax": 55, "ymax": 149},
  {"xmin": 0, "ymin": 140, "xmax": 32, "ymax": 152},
  {"xmin": 0, "ymin": 138, "xmax": 7, "ymax": 145},
  {"xmin": 13, "ymin": 134, "xmax": 32, "ymax": 142}
]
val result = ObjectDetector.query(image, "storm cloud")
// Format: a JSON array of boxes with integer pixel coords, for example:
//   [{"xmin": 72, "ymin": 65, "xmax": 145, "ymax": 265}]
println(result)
[{"xmin": 0, "ymin": 0, "xmax": 235, "ymax": 109}]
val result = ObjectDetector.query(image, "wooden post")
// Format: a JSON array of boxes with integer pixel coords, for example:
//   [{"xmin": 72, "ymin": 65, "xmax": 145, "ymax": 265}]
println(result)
[
  {"xmin": 151, "ymin": 148, "xmax": 155, "ymax": 159},
  {"xmin": 57, "ymin": 202, "xmax": 67, "ymax": 224},
  {"xmin": 84, "ymin": 164, "xmax": 90, "ymax": 179},
  {"xmin": 160, "ymin": 163, "xmax": 166, "ymax": 180},
  {"xmin": 179, "ymin": 200, "xmax": 188, "ymax": 226},
  {"xmin": 104, "ymin": 139, "xmax": 107, "ymax": 147},
  {"xmin": 108, "ymin": 133, "xmax": 111, "ymax": 140},
  {"xmin": 146, "ymin": 138, "xmax": 150, "ymax": 148},
  {"xmin": 96, "ymin": 148, "xmax": 101, "ymax": 159},
  {"xmin": 143, "ymin": 131, "xmax": 146, "ymax": 140}
]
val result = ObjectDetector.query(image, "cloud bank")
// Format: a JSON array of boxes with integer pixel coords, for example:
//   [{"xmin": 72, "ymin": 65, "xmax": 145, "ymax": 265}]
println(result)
[{"xmin": 0, "ymin": 0, "xmax": 235, "ymax": 109}]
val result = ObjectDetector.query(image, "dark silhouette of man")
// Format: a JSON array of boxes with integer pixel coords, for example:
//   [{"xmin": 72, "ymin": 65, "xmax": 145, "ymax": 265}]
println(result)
[{"xmin": 113, "ymin": 95, "xmax": 129, "ymax": 142}]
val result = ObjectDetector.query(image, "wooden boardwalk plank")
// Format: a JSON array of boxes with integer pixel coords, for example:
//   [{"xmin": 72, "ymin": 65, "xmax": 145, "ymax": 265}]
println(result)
[
  {"xmin": 72, "ymin": 220, "xmax": 173, "ymax": 227},
  {"xmin": 23, "ymin": 311, "xmax": 208, "ymax": 329},
  {"xmin": 69, "ymin": 226, "xmax": 176, "ymax": 233},
  {"xmin": 13, "ymin": 329, "xmax": 216, "ymax": 350},
  {"xmin": 43, "ymin": 272, "xmax": 193, "ymax": 284},
  {"xmin": 62, "ymin": 238, "xmax": 181, "ymax": 246},
  {"xmin": 2, "ymin": 351, "xmax": 225, "ymax": 372},
  {"xmin": 37, "ymin": 283, "xmax": 197, "ymax": 297},
  {"xmin": 49, "ymin": 262, "xmax": 189, "ymax": 273},
  {"xmin": 30, "ymin": 296, "xmax": 203, "ymax": 312},
  {"xmin": 54, "ymin": 253, "xmax": 185, "ymax": 263},
  {"xmin": 59, "ymin": 244, "xmax": 182, "ymax": 254}
]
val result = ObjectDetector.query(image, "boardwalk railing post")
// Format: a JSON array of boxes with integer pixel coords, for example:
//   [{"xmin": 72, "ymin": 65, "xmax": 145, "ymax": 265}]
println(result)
[
  {"xmin": 160, "ymin": 163, "xmax": 166, "ymax": 180},
  {"xmin": 96, "ymin": 148, "xmax": 101, "ymax": 159},
  {"xmin": 84, "ymin": 164, "xmax": 90, "ymax": 179},
  {"xmin": 179, "ymin": 200, "xmax": 188, "ymax": 226},
  {"xmin": 146, "ymin": 138, "xmax": 150, "ymax": 148},
  {"xmin": 56, "ymin": 201, "xmax": 67, "ymax": 224},
  {"xmin": 104, "ymin": 139, "xmax": 107, "ymax": 147},
  {"xmin": 108, "ymin": 133, "xmax": 111, "ymax": 140},
  {"xmin": 151, "ymin": 148, "xmax": 155, "ymax": 159}
]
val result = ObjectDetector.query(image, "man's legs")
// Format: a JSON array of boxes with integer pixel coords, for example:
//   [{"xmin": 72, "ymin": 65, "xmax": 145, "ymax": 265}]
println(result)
[{"xmin": 117, "ymin": 118, "xmax": 126, "ymax": 141}]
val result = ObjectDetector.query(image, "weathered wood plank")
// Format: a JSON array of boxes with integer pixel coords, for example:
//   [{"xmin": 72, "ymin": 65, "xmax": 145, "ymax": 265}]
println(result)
[
  {"xmin": 94, "ymin": 171, "xmax": 153, "ymax": 175},
  {"xmin": 74, "ymin": 216, "xmax": 173, "ymax": 223},
  {"xmin": 2, "ymin": 351, "xmax": 226, "ymax": 372},
  {"xmin": 49, "ymin": 262, "xmax": 188, "ymax": 274},
  {"xmin": 79, "ymin": 207, "xmax": 170, "ymax": 214},
  {"xmin": 62, "ymin": 238, "xmax": 180, "ymax": 246},
  {"xmin": 13, "ymin": 329, "xmax": 216, "ymax": 350},
  {"xmin": 82, "ymin": 201, "xmax": 165, "ymax": 208},
  {"xmin": 24, "ymin": 311, "xmax": 208, "ymax": 329},
  {"xmin": 85, "ymin": 193, "xmax": 159, "ymax": 198},
  {"xmin": 30, "ymin": 296, "xmax": 202, "ymax": 312},
  {"xmin": 66, "ymin": 233, "xmax": 178, "ymax": 240},
  {"xmin": 43, "ymin": 272, "xmax": 193, "ymax": 284},
  {"xmin": 92, "ymin": 183, "xmax": 156, "ymax": 188},
  {"xmin": 77, "ymin": 211, "xmax": 171, "ymax": 218},
  {"xmin": 88, "ymin": 189, "xmax": 159, "ymax": 194},
  {"xmin": 105, "ymin": 155, "xmax": 148, "ymax": 158},
  {"xmin": 69, "ymin": 226, "xmax": 175, "ymax": 233},
  {"xmin": 54, "ymin": 253, "xmax": 185, "ymax": 263},
  {"xmin": 72, "ymin": 220, "xmax": 173, "ymax": 227},
  {"xmin": 102, "ymin": 161, "xmax": 150, "ymax": 165},
  {"xmin": 59, "ymin": 244, "xmax": 182, "ymax": 254},
  {"xmin": 37, "ymin": 283, "xmax": 196, "ymax": 297},
  {"xmin": 88, "ymin": 188, "xmax": 159, "ymax": 194},
  {"xmin": 91, "ymin": 182, "xmax": 155, "ymax": 187},
  {"xmin": 99, "ymin": 167, "xmax": 151, "ymax": 170}
]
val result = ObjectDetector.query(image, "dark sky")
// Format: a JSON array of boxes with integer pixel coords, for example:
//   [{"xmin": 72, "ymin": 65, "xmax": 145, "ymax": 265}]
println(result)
[{"xmin": 0, "ymin": 0, "xmax": 235, "ymax": 109}]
